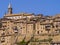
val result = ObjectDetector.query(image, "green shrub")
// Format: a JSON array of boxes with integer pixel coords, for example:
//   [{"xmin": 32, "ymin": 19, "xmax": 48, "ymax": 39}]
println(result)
[{"xmin": 17, "ymin": 40, "xmax": 26, "ymax": 45}]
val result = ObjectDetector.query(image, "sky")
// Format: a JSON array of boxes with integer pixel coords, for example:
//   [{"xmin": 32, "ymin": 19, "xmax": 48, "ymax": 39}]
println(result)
[{"xmin": 0, "ymin": 0, "xmax": 60, "ymax": 18}]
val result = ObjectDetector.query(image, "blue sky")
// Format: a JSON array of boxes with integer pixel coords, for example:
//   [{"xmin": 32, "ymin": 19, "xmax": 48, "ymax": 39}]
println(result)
[{"xmin": 0, "ymin": 0, "xmax": 60, "ymax": 18}]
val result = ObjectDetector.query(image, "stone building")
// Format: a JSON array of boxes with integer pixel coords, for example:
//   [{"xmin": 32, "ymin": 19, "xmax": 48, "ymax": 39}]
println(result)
[{"xmin": 0, "ymin": 3, "xmax": 60, "ymax": 45}]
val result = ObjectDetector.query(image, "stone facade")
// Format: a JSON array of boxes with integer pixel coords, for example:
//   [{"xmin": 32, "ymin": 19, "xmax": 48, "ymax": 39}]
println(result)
[{"xmin": 0, "ymin": 4, "xmax": 60, "ymax": 45}]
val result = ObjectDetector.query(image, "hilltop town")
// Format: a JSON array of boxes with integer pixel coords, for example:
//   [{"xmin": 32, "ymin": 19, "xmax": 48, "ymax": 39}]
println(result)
[{"xmin": 0, "ymin": 3, "xmax": 60, "ymax": 45}]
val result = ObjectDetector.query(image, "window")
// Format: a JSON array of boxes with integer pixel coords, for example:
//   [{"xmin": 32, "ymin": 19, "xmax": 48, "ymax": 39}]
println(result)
[
  {"xmin": 1, "ymin": 33, "xmax": 5, "ymax": 36},
  {"xmin": 20, "ymin": 27, "xmax": 22, "ymax": 29},
  {"xmin": 12, "ymin": 26, "xmax": 18, "ymax": 33},
  {"xmin": 45, "ymin": 25, "xmax": 51, "ymax": 30},
  {"xmin": 56, "ymin": 22, "xmax": 60, "ymax": 28},
  {"xmin": 45, "ymin": 26, "xmax": 50, "ymax": 28},
  {"xmin": 37, "ymin": 31, "xmax": 39, "ymax": 34},
  {"xmin": 23, "ymin": 27, "xmax": 25, "ymax": 28},
  {"xmin": 55, "ymin": 30, "xmax": 60, "ymax": 33},
  {"xmin": 52, "ymin": 25, "xmax": 54, "ymax": 28},
  {"xmin": 56, "ymin": 25, "xmax": 58, "ymax": 28},
  {"xmin": 41, "ymin": 31, "xmax": 43, "ymax": 33},
  {"xmin": 45, "ymin": 25, "xmax": 51, "ymax": 33},
  {"xmin": 51, "ymin": 43, "xmax": 60, "ymax": 45},
  {"xmin": 13, "ymin": 26, "xmax": 18, "ymax": 30},
  {"xmin": 1, "ymin": 40, "xmax": 5, "ymax": 43}
]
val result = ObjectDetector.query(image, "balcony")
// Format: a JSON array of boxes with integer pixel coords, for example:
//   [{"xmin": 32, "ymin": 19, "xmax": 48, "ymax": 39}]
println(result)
[
  {"xmin": 45, "ymin": 25, "xmax": 51, "ymax": 33},
  {"xmin": 12, "ymin": 26, "xmax": 18, "ymax": 33}
]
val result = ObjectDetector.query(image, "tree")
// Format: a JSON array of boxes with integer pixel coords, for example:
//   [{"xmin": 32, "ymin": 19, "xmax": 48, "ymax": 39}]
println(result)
[{"xmin": 17, "ymin": 35, "xmax": 34, "ymax": 45}]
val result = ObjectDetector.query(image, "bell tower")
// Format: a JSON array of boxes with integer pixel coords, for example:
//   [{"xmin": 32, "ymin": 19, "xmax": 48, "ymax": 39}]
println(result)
[{"xmin": 8, "ymin": 3, "xmax": 12, "ymax": 14}]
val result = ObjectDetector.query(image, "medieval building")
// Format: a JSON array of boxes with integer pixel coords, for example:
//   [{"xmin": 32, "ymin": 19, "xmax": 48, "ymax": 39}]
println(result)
[{"xmin": 0, "ymin": 3, "xmax": 60, "ymax": 45}]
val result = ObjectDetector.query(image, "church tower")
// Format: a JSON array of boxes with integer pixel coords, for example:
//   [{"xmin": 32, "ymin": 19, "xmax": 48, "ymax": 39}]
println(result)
[{"xmin": 8, "ymin": 3, "xmax": 12, "ymax": 14}]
